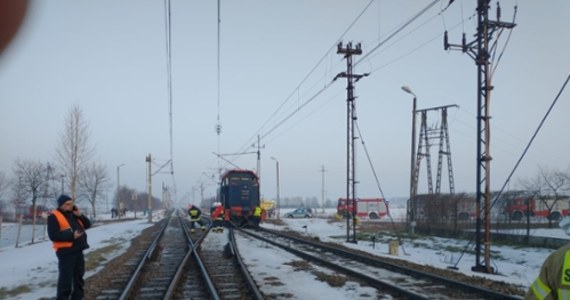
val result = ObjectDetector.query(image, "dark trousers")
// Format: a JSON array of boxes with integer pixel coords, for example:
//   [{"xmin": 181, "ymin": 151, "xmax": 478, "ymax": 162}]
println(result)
[
  {"xmin": 56, "ymin": 251, "xmax": 85, "ymax": 300},
  {"xmin": 213, "ymin": 218, "xmax": 224, "ymax": 227}
]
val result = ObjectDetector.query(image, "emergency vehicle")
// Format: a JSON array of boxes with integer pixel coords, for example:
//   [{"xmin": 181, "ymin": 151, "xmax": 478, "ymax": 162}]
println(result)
[
  {"xmin": 503, "ymin": 195, "xmax": 570, "ymax": 221},
  {"xmin": 15, "ymin": 204, "xmax": 51, "ymax": 220},
  {"xmin": 337, "ymin": 198, "xmax": 389, "ymax": 219},
  {"xmin": 260, "ymin": 199, "xmax": 276, "ymax": 218}
]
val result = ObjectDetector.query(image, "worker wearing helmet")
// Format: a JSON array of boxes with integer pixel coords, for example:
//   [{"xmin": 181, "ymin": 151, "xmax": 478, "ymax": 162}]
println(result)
[{"xmin": 211, "ymin": 203, "xmax": 225, "ymax": 233}]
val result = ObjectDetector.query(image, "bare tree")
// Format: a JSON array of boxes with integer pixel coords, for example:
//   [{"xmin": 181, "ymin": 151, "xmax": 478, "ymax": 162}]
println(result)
[
  {"xmin": 12, "ymin": 159, "xmax": 46, "ymax": 243},
  {"xmin": 77, "ymin": 162, "xmax": 110, "ymax": 219},
  {"xmin": 0, "ymin": 171, "xmax": 10, "ymax": 214},
  {"xmin": 56, "ymin": 105, "xmax": 94, "ymax": 200},
  {"xmin": 519, "ymin": 166, "xmax": 570, "ymax": 227}
]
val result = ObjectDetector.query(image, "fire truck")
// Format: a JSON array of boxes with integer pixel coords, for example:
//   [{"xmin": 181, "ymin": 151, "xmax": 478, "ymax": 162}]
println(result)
[
  {"xmin": 503, "ymin": 194, "xmax": 570, "ymax": 221},
  {"xmin": 15, "ymin": 204, "xmax": 51, "ymax": 220},
  {"xmin": 337, "ymin": 198, "xmax": 389, "ymax": 219}
]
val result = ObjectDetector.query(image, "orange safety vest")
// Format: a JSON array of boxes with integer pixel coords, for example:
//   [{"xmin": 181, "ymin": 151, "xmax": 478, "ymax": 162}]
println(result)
[{"xmin": 51, "ymin": 210, "xmax": 84, "ymax": 251}]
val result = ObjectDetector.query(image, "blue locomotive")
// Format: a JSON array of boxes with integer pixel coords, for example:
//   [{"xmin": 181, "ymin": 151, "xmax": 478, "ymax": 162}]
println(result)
[{"xmin": 218, "ymin": 169, "xmax": 260, "ymax": 227}]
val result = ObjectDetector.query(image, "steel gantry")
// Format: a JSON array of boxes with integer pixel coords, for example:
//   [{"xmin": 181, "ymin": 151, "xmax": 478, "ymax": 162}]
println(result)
[{"xmin": 412, "ymin": 105, "xmax": 458, "ymax": 198}]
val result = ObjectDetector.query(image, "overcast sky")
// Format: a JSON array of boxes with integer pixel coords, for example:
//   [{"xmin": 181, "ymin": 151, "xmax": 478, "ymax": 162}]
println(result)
[{"xmin": 1, "ymin": 0, "xmax": 569, "ymax": 207}]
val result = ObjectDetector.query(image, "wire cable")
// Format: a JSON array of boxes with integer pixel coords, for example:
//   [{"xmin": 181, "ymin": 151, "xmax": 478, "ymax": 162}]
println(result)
[
  {"xmin": 232, "ymin": 0, "xmax": 377, "ymax": 158},
  {"xmin": 489, "ymin": 73, "xmax": 570, "ymax": 211},
  {"xmin": 355, "ymin": 0, "xmax": 442, "ymax": 67}
]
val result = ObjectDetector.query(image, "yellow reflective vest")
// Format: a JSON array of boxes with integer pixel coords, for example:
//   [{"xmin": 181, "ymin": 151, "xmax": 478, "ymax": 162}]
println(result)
[
  {"xmin": 253, "ymin": 206, "xmax": 261, "ymax": 217},
  {"xmin": 526, "ymin": 243, "xmax": 570, "ymax": 300}
]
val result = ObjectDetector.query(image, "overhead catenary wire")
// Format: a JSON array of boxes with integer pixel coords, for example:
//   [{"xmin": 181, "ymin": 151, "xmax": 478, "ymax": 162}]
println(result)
[
  {"xmin": 229, "ymin": 0, "xmax": 377, "ymax": 160},
  {"xmin": 355, "ymin": 0, "xmax": 442, "ymax": 67},
  {"xmin": 213, "ymin": 1, "xmax": 461, "ymax": 177}
]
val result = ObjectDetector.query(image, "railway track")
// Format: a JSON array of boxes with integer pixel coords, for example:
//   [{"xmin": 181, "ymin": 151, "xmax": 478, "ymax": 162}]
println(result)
[
  {"xmin": 236, "ymin": 227, "xmax": 523, "ymax": 299},
  {"xmin": 90, "ymin": 210, "xmax": 262, "ymax": 300}
]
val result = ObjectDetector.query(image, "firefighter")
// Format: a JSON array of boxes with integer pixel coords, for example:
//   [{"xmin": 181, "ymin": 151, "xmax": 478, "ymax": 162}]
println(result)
[
  {"xmin": 252, "ymin": 205, "xmax": 262, "ymax": 228},
  {"xmin": 47, "ymin": 194, "xmax": 92, "ymax": 300},
  {"xmin": 187, "ymin": 204, "xmax": 206, "ymax": 233},
  {"xmin": 526, "ymin": 216, "xmax": 570, "ymax": 299},
  {"xmin": 211, "ymin": 202, "xmax": 225, "ymax": 233}
]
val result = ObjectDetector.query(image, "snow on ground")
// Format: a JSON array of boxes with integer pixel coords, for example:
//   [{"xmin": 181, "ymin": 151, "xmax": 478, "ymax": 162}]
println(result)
[
  {"xmin": 0, "ymin": 208, "xmax": 566, "ymax": 299},
  {"xmin": 0, "ymin": 213, "xmax": 157, "ymax": 300}
]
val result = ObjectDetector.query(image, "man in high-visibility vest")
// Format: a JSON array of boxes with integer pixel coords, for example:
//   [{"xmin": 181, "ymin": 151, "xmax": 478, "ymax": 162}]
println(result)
[
  {"xmin": 47, "ymin": 194, "xmax": 92, "ymax": 300},
  {"xmin": 252, "ymin": 205, "xmax": 262, "ymax": 229},
  {"xmin": 526, "ymin": 216, "xmax": 570, "ymax": 299}
]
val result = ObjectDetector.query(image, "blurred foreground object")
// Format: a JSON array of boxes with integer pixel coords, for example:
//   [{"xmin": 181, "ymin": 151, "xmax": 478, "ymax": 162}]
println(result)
[{"xmin": 0, "ymin": 0, "xmax": 29, "ymax": 54}]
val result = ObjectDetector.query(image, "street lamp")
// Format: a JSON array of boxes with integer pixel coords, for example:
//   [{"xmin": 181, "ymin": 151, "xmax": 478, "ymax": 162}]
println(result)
[
  {"xmin": 401, "ymin": 85, "xmax": 417, "ymax": 235},
  {"xmin": 116, "ymin": 163, "xmax": 126, "ymax": 216},
  {"xmin": 270, "ymin": 157, "xmax": 280, "ymax": 219}
]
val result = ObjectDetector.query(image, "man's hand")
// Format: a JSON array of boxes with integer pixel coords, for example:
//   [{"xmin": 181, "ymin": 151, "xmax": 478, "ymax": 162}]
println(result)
[{"xmin": 73, "ymin": 230, "xmax": 84, "ymax": 239}]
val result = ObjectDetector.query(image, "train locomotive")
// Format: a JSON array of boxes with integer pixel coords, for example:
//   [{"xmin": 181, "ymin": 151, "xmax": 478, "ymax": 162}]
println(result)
[{"xmin": 218, "ymin": 169, "xmax": 260, "ymax": 227}]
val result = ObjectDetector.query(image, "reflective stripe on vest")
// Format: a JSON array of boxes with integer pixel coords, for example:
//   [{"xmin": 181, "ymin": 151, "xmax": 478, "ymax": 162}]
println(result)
[
  {"xmin": 562, "ymin": 250, "xmax": 570, "ymax": 285},
  {"xmin": 530, "ymin": 277, "xmax": 551, "ymax": 300},
  {"xmin": 560, "ymin": 251, "xmax": 570, "ymax": 299},
  {"xmin": 559, "ymin": 289, "xmax": 570, "ymax": 300},
  {"xmin": 51, "ymin": 210, "xmax": 84, "ymax": 251}
]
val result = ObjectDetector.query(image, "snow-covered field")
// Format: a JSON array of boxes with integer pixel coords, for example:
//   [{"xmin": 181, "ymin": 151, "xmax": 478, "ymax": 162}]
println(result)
[{"xmin": 0, "ymin": 207, "xmax": 565, "ymax": 299}]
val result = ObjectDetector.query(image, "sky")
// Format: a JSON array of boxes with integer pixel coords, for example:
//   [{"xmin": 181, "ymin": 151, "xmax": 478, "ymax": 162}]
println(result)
[
  {"xmin": 1, "ymin": 1, "xmax": 569, "ymax": 208},
  {"xmin": 1, "ymin": 208, "xmax": 568, "ymax": 299}
]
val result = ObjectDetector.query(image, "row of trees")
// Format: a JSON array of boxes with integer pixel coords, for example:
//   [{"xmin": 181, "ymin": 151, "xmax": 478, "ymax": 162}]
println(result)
[{"xmin": 1, "ymin": 106, "xmax": 118, "ymax": 222}]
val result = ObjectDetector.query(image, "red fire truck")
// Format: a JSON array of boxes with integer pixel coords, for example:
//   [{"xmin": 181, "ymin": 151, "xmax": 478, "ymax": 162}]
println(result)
[
  {"xmin": 337, "ymin": 198, "xmax": 389, "ymax": 219},
  {"xmin": 15, "ymin": 204, "xmax": 51, "ymax": 220},
  {"xmin": 503, "ymin": 195, "xmax": 570, "ymax": 221}
]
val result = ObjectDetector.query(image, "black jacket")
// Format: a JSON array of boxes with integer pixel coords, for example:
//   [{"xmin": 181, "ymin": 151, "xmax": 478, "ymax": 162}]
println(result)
[{"xmin": 47, "ymin": 208, "xmax": 91, "ymax": 255}]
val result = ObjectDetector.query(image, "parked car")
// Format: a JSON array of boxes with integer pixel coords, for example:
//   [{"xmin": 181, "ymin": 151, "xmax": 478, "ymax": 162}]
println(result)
[{"xmin": 285, "ymin": 207, "xmax": 313, "ymax": 219}]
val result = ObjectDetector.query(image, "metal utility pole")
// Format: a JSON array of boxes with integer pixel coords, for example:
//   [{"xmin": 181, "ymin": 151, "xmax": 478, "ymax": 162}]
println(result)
[
  {"xmin": 146, "ymin": 154, "xmax": 152, "ymax": 223},
  {"xmin": 116, "ymin": 163, "xmax": 125, "ymax": 213},
  {"xmin": 401, "ymin": 86, "xmax": 417, "ymax": 235},
  {"xmin": 444, "ymin": 0, "xmax": 515, "ymax": 273},
  {"xmin": 321, "ymin": 165, "xmax": 326, "ymax": 213},
  {"xmin": 271, "ymin": 157, "xmax": 280, "ymax": 219},
  {"xmin": 253, "ymin": 135, "xmax": 265, "ymax": 180},
  {"xmin": 335, "ymin": 42, "xmax": 368, "ymax": 244}
]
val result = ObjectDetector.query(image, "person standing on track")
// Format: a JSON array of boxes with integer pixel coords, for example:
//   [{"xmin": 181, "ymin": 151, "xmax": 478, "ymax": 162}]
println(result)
[
  {"xmin": 187, "ymin": 204, "xmax": 206, "ymax": 233},
  {"xmin": 526, "ymin": 216, "xmax": 570, "ymax": 299},
  {"xmin": 47, "ymin": 194, "xmax": 92, "ymax": 300},
  {"xmin": 211, "ymin": 202, "xmax": 225, "ymax": 233},
  {"xmin": 252, "ymin": 205, "xmax": 262, "ymax": 229}
]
